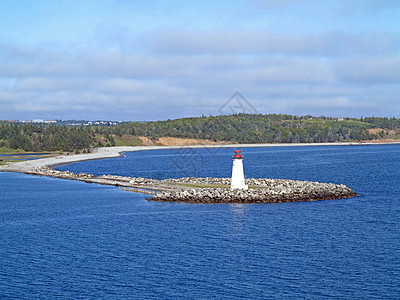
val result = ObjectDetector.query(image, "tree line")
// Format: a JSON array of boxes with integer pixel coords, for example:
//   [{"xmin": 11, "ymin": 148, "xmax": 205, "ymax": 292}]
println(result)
[
  {"xmin": 1, "ymin": 114, "xmax": 399, "ymax": 152},
  {"xmin": 108, "ymin": 114, "xmax": 381, "ymax": 143},
  {"xmin": 0, "ymin": 124, "xmax": 93, "ymax": 152}
]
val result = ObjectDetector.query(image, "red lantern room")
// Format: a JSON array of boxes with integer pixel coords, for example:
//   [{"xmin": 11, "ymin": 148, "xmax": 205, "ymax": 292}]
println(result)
[{"xmin": 233, "ymin": 150, "xmax": 243, "ymax": 159}]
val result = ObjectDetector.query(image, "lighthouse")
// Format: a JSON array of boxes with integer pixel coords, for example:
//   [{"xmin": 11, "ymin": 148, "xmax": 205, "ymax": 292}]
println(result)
[{"xmin": 231, "ymin": 150, "xmax": 248, "ymax": 190}]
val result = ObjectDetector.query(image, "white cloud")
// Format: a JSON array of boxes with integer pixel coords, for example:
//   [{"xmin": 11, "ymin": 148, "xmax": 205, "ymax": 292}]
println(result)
[
  {"xmin": 1, "ymin": 26, "xmax": 400, "ymax": 119},
  {"xmin": 333, "ymin": 56, "xmax": 400, "ymax": 84},
  {"xmin": 146, "ymin": 30, "xmax": 400, "ymax": 57}
]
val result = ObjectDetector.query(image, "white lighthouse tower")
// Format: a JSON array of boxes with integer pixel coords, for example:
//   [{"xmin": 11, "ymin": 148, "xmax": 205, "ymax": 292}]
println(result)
[{"xmin": 231, "ymin": 150, "xmax": 248, "ymax": 190}]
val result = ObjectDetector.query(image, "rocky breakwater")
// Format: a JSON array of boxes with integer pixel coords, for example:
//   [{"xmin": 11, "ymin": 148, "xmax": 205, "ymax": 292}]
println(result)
[
  {"xmin": 26, "ymin": 166, "xmax": 97, "ymax": 181},
  {"xmin": 25, "ymin": 168, "xmax": 357, "ymax": 203},
  {"xmin": 25, "ymin": 166, "xmax": 177, "ymax": 192},
  {"xmin": 150, "ymin": 178, "xmax": 358, "ymax": 203}
]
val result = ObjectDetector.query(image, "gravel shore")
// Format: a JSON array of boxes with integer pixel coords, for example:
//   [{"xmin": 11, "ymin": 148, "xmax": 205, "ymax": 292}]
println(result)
[{"xmin": 0, "ymin": 146, "xmax": 142, "ymax": 173}]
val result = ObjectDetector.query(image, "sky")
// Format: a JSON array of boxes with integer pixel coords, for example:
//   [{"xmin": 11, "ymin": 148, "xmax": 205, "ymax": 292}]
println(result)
[{"xmin": 0, "ymin": 0, "xmax": 400, "ymax": 121}]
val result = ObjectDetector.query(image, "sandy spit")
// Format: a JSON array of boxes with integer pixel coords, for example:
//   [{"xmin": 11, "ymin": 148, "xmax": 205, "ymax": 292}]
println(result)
[{"xmin": 1, "ymin": 142, "xmax": 399, "ymax": 173}]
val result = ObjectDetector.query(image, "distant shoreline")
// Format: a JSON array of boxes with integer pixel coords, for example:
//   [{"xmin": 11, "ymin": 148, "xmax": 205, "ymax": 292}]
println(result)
[{"xmin": 1, "ymin": 141, "xmax": 400, "ymax": 173}]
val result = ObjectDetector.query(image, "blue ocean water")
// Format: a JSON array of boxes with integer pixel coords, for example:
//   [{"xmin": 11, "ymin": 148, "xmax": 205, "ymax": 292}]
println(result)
[{"xmin": 1, "ymin": 145, "xmax": 400, "ymax": 299}]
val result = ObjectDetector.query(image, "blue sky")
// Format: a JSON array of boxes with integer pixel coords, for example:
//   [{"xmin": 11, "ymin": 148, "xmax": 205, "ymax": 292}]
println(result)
[{"xmin": 1, "ymin": 0, "xmax": 400, "ymax": 120}]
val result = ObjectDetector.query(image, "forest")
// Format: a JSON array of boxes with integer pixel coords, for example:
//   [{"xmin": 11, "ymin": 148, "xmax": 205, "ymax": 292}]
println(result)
[{"xmin": 1, "ymin": 114, "xmax": 399, "ymax": 152}]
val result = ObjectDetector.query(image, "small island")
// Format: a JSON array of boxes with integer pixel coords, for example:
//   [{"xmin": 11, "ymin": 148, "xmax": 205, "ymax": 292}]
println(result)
[{"xmin": 27, "ymin": 166, "xmax": 357, "ymax": 204}]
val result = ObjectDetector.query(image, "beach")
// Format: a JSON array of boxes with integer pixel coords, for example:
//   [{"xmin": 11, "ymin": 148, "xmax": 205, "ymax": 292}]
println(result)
[{"xmin": 1, "ymin": 142, "xmax": 399, "ymax": 173}]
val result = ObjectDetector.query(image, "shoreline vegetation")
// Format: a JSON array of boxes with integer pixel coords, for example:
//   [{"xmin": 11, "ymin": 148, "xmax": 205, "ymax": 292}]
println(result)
[{"xmin": 2, "ymin": 114, "xmax": 400, "ymax": 154}]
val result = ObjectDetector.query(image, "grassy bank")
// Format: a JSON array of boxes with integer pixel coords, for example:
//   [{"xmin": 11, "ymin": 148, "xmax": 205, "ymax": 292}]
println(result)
[
  {"xmin": 179, "ymin": 183, "xmax": 268, "ymax": 189},
  {"xmin": 113, "ymin": 135, "xmax": 143, "ymax": 146}
]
